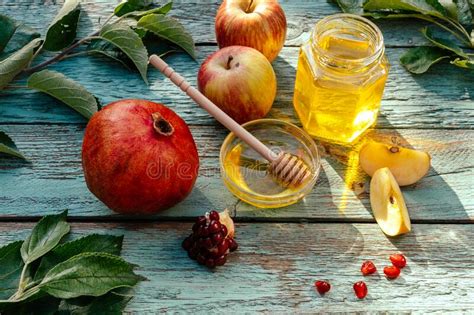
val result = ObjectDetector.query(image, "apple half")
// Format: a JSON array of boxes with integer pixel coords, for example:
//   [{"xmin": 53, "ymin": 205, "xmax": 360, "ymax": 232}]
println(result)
[
  {"xmin": 359, "ymin": 141, "xmax": 431, "ymax": 186},
  {"xmin": 370, "ymin": 167, "xmax": 411, "ymax": 237}
]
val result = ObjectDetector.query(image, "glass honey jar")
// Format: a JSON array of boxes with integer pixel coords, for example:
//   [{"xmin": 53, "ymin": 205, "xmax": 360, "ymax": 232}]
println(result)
[{"xmin": 293, "ymin": 14, "xmax": 389, "ymax": 144}]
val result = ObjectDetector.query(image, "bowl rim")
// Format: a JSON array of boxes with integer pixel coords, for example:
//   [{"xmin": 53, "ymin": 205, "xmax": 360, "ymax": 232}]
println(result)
[{"xmin": 219, "ymin": 118, "xmax": 321, "ymax": 206}]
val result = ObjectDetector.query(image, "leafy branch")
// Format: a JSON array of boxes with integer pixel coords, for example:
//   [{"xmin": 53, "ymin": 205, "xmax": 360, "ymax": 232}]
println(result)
[
  {"xmin": 0, "ymin": 0, "xmax": 195, "ymax": 159},
  {"xmin": 0, "ymin": 210, "xmax": 143, "ymax": 314},
  {"xmin": 334, "ymin": 0, "xmax": 474, "ymax": 73}
]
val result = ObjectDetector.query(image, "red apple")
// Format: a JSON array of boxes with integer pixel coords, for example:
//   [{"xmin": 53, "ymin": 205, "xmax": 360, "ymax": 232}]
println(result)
[
  {"xmin": 215, "ymin": 0, "xmax": 287, "ymax": 62},
  {"xmin": 82, "ymin": 99, "xmax": 199, "ymax": 214},
  {"xmin": 197, "ymin": 46, "xmax": 277, "ymax": 124}
]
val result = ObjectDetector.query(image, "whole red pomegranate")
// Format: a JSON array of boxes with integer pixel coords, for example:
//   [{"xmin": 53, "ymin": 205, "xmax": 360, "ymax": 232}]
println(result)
[{"xmin": 82, "ymin": 99, "xmax": 199, "ymax": 214}]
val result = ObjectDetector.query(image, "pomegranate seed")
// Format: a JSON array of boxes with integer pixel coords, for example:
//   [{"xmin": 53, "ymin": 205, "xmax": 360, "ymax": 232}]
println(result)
[
  {"xmin": 197, "ymin": 225, "xmax": 209, "ymax": 237},
  {"xmin": 353, "ymin": 281, "xmax": 368, "ymax": 299},
  {"xmin": 196, "ymin": 253, "xmax": 206, "ymax": 265},
  {"xmin": 390, "ymin": 254, "xmax": 407, "ymax": 268},
  {"xmin": 361, "ymin": 261, "xmax": 377, "ymax": 276},
  {"xmin": 196, "ymin": 215, "xmax": 206, "ymax": 225},
  {"xmin": 215, "ymin": 255, "xmax": 227, "ymax": 266},
  {"xmin": 209, "ymin": 210, "xmax": 220, "ymax": 221},
  {"xmin": 314, "ymin": 280, "xmax": 331, "ymax": 295},
  {"xmin": 205, "ymin": 258, "xmax": 215, "ymax": 268},
  {"xmin": 383, "ymin": 266, "xmax": 401, "ymax": 279},
  {"xmin": 212, "ymin": 232, "xmax": 224, "ymax": 245},
  {"xmin": 182, "ymin": 236, "xmax": 193, "ymax": 251},
  {"xmin": 220, "ymin": 225, "xmax": 228, "ymax": 236},
  {"xmin": 216, "ymin": 239, "xmax": 229, "ymax": 256},
  {"xmin": 208, "ymin": 220, "xmax": 221, "ymax": 233},
  {"xmin": 228, "ymin": 238, "xmax": 238, "ymax": 252}
]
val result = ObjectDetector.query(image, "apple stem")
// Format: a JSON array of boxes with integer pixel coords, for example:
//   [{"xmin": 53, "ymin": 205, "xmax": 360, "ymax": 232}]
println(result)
[
  {"xmin": 226, "ymin": 56, "xmax": 234, "ymax": 70},
  {"xmin": 152, "ymin": 112, "xmax": 174, "ymax": 136},
  {"xmin": 246, "ymin": 0, "xmax": 254, "ymax": 13}
]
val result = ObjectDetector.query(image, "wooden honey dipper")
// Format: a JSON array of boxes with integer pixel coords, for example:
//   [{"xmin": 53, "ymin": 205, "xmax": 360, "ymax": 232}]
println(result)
[{"xmin": 149, "ymin": 55, "xmax": 312, "ymax": 187}]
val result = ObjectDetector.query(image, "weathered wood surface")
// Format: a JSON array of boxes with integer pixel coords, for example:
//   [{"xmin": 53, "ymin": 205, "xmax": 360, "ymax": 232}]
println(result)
[
  {"xmin": 1, "ymin": 47, "xmax": 473, "ymax": 128},
  {"xmin": 0, "ymin": 222, "xmax": 473, "ymax": 313},
  {"xmin": 0, "ymin": 125, "xmax": 472, "ymax": 221},
  {"xmin": 1, "ymin": 0, "xmax": 439, "ymax": 48}
]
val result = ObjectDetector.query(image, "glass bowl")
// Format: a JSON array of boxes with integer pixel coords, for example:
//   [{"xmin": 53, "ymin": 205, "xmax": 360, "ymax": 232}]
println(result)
[{"xmin": 219, "ymin": 119, "xmax": 320, "ymax": 208}]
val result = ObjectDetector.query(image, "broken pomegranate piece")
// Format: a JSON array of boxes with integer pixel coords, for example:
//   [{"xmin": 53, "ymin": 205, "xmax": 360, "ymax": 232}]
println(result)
[{"xmin": 182, "ymin": 209, "xmax": 237, "ymax": 268}]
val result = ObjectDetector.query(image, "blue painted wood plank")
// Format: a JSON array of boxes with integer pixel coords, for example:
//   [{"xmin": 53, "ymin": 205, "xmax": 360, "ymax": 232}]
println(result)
[{"xmin": 0, "ymin": 222, "xmax": 472, "ymax": 312}]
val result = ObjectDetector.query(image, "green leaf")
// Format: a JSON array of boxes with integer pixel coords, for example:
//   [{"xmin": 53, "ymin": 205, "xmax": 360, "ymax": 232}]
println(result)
[
  {"xmin": 421, "ymin": 26, "xmax": 468, "ymax": 57},
  {"xmin": 137, "ymin": 14, "xmax": 196, "ymax": 59},
  {"xmin": 451, "ymin": 57, "xmax": 474, "ymax": 68},
  {"xmin": 364, "ymin": 0, "xmax": 448, "ymax": 16},
  {"xmin": 38, "ymin": 252, "xmax": 145, "ymax": 299},
  {"xmin": 130, "ymin": 1, "xmax": 173, "ymax": 18},
  {"xmin": 0, "ymin": 130, "xmax": 26, "ymax": 159},
  {"xmin": 0, "ymin": 25, "xmax": 41, "ymax": 59},
  {"xmin": 43, "ymin": 0, "xmax": 81, "ymax": 51},
  {"xmin": 58, "ymin": 288, "xmax": 133, "ymax": 314},
  {"xmin": 453, "ymin": 0, "xmax": 473, "ymax": 29},
  {"xmin": 2, "ymin": 296, "xmax": 60, "ymax": 315},
  {"xmin": 114, "ymin": 0, "xmax": 153, "ymax": 17},
  {"xmin": 87, "ymin": 39, "xmax": 133, "ymax": 70},
  {"xmin": 333, "ymin": 0, "xmax": 365, "ymax": 14},
  {"xmin": 0, "ymin": 241, "xmax": 23, "ymax": 299},
  {"xmin": 0, "ymin": 38, "xmax": 42, "ymax": 89},
  {"xmin": 0, "ymin": 14, "xmax": 18, "ymax": 53},
  {"xmin": 35, "ymin": 234, "xmax": 123, "ymax": 281},
  {"xmin": 99, "ymin": 23, "xmax": 149, "ymax": 83},
  {"xmin": 27, "ymin": 70, "xmax": 100, "ymax": 119},
  {"xmin": 20, "ymin": 210, "xmax": 70, "ymax": 265},
  {"xmin": 400, "ymin": 46, "xmax": 451, "ymax": 73}
]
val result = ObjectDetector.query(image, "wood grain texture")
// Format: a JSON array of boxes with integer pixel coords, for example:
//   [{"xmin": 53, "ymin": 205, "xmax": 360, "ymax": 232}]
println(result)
[
  {"xmin": 0, "ymin": 222, "xmax": 473, "ymax": 313},
  {"xmin": 0, "ymin": 0, "xmax": 436, "ymax": 48},
  {"xmin": 1, "ymin": 46, "xmax": 473, "ymax": 128},
  {"xmin": 0, "ymin": 125, "xmax": 472, "ymax": 221}
]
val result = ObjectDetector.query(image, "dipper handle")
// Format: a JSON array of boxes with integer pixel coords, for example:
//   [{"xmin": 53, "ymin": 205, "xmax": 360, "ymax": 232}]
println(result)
[{"xmin": 149, "ymin": 54, "xmax": 276, "ymax": 162}]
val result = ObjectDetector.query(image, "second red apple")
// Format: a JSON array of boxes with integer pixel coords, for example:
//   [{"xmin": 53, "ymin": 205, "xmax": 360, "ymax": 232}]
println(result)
[
  {"xmin": 215, "ymin": 0, "xmax": 287, "ymax": 62},
  {"xmin": 197, "ymin": 46, "xmax": 277, "ymax": 124}
]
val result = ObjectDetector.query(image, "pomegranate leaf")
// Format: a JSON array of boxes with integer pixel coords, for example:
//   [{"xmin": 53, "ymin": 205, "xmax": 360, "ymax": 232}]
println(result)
[
  {"xmin": 38, "ymin": 252, "xmax": 145, "ymax": 299},
  {"xmin": 27, "ymin": 70, "xmax": 100, "ymax": 119},
  {"xmin": 20, "ymin": 210, "xmax": 70, "ymax": 264},
  {"xmin": 57, "ymin": 288, "xmax": 133, "ymax": 314},
  {"xmin": 43, "ymin": 0, "xmax": 81, "ymax": 51},
  {"xmin": 400, "ymin": 46, "xmax": 451, "ymax": 73},
  {"xmin": 0, "ymin": 131, "xmax": 26, "ymax": 159},
  {"xmin": 99, "ymin": 23, "xmax": 149, "ymax": 83},
  {"xmin": 34, "ymin": 234, "xmax": 124, "ymax": 281},
  {"xmin": 0, "ymin": 14, "xmax": 18, "ymax": 53},
  {"xmin": 0, "ymin": 241, "xmax": 23, "ymax": 300},
  {"xmin": 137, "ymin": 14, "xmax": 196, "ymax": 59},
  {"xmin": 0, "ymin": 38, "xmax": 42, "ymax": 89}
]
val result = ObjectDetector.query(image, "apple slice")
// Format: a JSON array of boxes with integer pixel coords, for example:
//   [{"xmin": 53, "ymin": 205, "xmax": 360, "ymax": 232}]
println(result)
[
  {"xmin": 370, "ymin": 167, "xmax": 411, "ymax": 237},
  {"xmin": 359, "ymin": 141, "xmax": 431, "ymax": 186}
]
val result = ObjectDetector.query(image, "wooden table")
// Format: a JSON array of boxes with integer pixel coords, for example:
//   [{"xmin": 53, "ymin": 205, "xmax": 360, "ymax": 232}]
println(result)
[{"xmin": 1, "ymin": 1, "xmax": 473, "ymax": 313}]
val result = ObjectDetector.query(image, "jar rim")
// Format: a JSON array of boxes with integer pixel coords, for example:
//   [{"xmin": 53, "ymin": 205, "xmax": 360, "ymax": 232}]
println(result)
[{"xmin": 312, "ymin": 13, "xmax": 385, "ymax": 67}]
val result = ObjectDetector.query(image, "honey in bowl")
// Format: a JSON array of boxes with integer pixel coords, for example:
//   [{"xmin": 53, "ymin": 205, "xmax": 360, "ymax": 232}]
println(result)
[
  {"xmin": 220, "ymin": 119, "xmax": 320, "ymax": 208},
  {"xmin": 293, "ymin": 14, "xmax": 390, "ymax": 144}
]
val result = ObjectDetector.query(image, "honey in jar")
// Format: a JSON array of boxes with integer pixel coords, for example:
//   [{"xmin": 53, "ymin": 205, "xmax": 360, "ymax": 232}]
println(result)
[{"xmin": 293, "ymin": 14, "xmax": 389, "ymax": 144}]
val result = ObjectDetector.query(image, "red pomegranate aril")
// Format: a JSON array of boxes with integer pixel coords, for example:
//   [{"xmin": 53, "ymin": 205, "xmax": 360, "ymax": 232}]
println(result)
[
  {"xmin": 215, "ymin": 255, "xmax": 227, "ymax": 266},
  {"xmin": 353, "ymin": 281, "xmax": 368, "ymax": 299},
  {"xmin": 200, "ymin": 237, "xmax": 213, "ymax": 249},
  {"xmin": 209, "ymin": 210, "xmax": 220, "ymax": 221},
  {"xmin": 188, "ymin": 246, "xmax": 199, "ymax": 260},
  {"xmin": 228, "ymin": 238, "xmax": 238, "ymax": 252},
  {"xmin": 220, "ymin": 225, "xmax": 228, "ymax": 236},
  {"xmin": 205, "ymin": 258, "xmax": 216, "ymax": 268},
  {"xmin": 208, "ymin": 220, "xmax": 221, "ymax": 233},
  {"xmin": 197, "ymin": 225, "xmax": 209, "ymax": 237},
  {"xmin": 196, "ymin": 253, "xmax": 206, "ymax": 265},
  {"xmin": 390, "ymin": 254, "xmax": 407, "ymax": 268},
  {"xmin": 383, "ymin": 266, "xmax": 401, "ymax": 279},
  {"xmin": 216, "ymin": 239, "xmax": 230, "ymax": 256},
  {"xmin": 212, "ymin": 232, "xmax": 224, "ymax": 245},
  {"xmin": 314, "ymin": 281, "xmax": 331, "ymax": 295},
  {"xmin": 361, "ymin": 260, "xmax": 377, "ymax": 276},
  {"xmin": 182, "ymin": 236, "xmax": 193, "ymax": 251}
]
